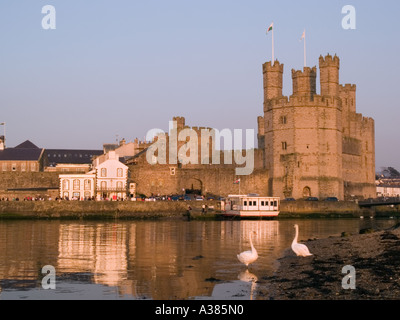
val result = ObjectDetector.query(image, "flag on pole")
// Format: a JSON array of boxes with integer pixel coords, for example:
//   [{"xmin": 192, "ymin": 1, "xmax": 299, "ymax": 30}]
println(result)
[
  {"xmin": 266, "ymin": 22, "xmax": 273, "ymax": 34},
  {"xmin": 300, "ymin": 29, "xmax": 306, "ymax": 67},
  {"xmin": 266, "ymin": 22, "xmax": 274, "ymax": 65},
  {"xmin": 234, "ymin": 179, "xmax": 241, "ymax": 184}
]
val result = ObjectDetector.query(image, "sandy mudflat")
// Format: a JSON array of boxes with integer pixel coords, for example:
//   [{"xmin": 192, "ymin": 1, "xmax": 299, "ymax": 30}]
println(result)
[{"xmin": 257, "ymin": 223, "xmax": 400, "ymax": 300}]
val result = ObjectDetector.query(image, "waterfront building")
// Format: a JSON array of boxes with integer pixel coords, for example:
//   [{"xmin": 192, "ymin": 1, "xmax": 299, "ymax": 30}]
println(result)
[
  {"xmin": 0, "ymin": 139, "xmax": 47, "ymax": 172},
  {"xmin": 95, "ymin": 151, "xmax": 129, "ymax": 200},
  {"xmin": 45, "ymin": 149, "xmax": 103, "ymax": 173},
  {"xmin": 59, "ymin": 173, "xmax": 96, "ymax": 200},
  {"xmin": 59, "ymin": 151, "xmax": 129, "ymax": 200}
]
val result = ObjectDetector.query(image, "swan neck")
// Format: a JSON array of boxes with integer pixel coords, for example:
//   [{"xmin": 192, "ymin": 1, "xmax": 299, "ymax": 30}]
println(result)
[
  {"xmin": 250, "ymin": 233, "xmax": 256, "ymax": 252},
  {"xmin": 293, "ymin": 226, "xmax": 299, "ymax": 244}
]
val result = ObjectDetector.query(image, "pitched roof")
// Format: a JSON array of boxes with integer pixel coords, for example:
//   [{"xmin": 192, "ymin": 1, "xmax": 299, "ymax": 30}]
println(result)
[
  {"xmin": 14, "ymin": 140, "xmax": 40, "ymax": 149},
  {"xmin": 0, "ymin": 140, "xmax": 43, "ymax": 161},
  {"xmin": 0, "ymin": 148, "xmax": 43, "ymax": 161},
  {"xmin": 45, "ymin": 149, "xmax": 103, "ymax": 165}
]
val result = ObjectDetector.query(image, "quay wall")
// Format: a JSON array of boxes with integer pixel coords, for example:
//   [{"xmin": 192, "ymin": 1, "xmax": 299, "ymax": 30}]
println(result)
[
  {"xmin": 0, "ymin": 200, "xmax": 220, "ymax": 219},
  {"xmin": 279, "ymin": 200, "xmax": 363, "ymax": 218},
  {"xmin": 0, "ymin": 200, "xmax": 377, "ymax": 219}
]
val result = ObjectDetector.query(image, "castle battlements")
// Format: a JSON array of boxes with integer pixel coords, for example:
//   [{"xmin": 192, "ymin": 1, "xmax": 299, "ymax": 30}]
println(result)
[
  {"xmin": 262, "ymin": 61, "xmax": 284, "ymax": 73},
  {"xmin": 264, "ymin": 94, "xmax": 342, "ymax": 110},
  {"xmin": 339, "ymin": 84, "xmax": 356, "ymax": 91},
  {"xmin": 319, "ymin": 54, "xmax": 340, "ymax": 68},
  {"xmin": 291, "ymin": 67, "xmax": 317, "ymax": 78}
]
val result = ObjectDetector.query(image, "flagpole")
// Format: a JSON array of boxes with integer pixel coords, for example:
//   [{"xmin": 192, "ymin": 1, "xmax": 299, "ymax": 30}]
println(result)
[
  {"xmin": 303, "ymin": 29, "xmax": 306, "ymax": 67},
  {"xmin": 272, "ymin": 26, "xmax": 275, "ymax": 66}
]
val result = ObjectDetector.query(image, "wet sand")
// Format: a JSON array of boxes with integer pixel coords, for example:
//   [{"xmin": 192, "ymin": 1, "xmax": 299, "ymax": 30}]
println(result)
[{"xmin": 257, "ymin": 223, "xmax": 400, "ymax": 300}]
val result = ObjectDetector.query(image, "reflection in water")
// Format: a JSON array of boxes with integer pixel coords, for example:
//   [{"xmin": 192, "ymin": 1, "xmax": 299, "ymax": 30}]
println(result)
[
  {"xmin": 238, "ymin": 270, "xmax": 258, "ymax": 300},
  {"xmin": 0, "ymin": 218, "xmax": 397, "ymax": 299}
]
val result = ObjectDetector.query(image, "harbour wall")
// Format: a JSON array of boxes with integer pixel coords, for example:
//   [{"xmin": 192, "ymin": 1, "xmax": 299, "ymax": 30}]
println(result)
[
  {"xmin": 0, "ymin": 200, "xmax": 220, "ymax": 219},
  {"xmin": 0, "ymin": 199, "xmax": 390, "ymax": 220}
]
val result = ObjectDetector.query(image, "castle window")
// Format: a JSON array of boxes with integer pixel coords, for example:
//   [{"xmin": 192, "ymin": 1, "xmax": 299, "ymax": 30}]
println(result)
[
  {"xmin": 280, "ymin": 116, "xmax": 287, "ymax": 125},
  {"xmin": 282, "ymin": 142, "xmax": 287, "ymax": 150},
  {"xmin": 170, "ymin": 167, "xmax": 176, "ymax": 176}
]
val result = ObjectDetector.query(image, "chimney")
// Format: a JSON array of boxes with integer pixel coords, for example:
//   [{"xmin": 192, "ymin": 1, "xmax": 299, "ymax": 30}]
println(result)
[{"xmin": 0, "ymin": 136, "xmax": 5, "ymax": 151}]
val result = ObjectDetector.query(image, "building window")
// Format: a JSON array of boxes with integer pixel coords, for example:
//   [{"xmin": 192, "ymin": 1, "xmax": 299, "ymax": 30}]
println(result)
[
  {"xmin": 63, "ymin": 191, "xmax": 69, "ymax": 199},
  {"xmin": 12, "ymin": 163, "xmax": 17, "ymax": 171},
  {"xmin": 101, "ymin": 168, "xmax": 107, "ymax": 177},
  {"xmin": 21, "ymin": 163, "xmax": 26, "ymax": 172},
  {"xmin": 73, "ymin": 192, "xmax": 80, "ymax": 199},
  {"xmin": 31, "ymin": 163, "xmax": 36, "ymax": 171},
  {"xmin": 2, "ymin": 163, "xmax": 7, "ymax": 171},
  {"xmin": 84, "ymin": 179, "xmax": 91, "ymax": 190},
  {"xmin": 282, "ymin": 142, "xmax": 287, "ymax": 150},
  {"xmin": 280, "ymin": 115, "xmax": 287, "ymax": 124},
  {"xmin": 117, "ymin": 168, "xmax": 123, "ymax": 177},
  {"xmin": 170, "ymin": 167, "xmax": 176, "ymax": 176},
  {"xmin": 116, "ymin": 181, "xmax": 123, "ymax": 190},
  {"xmin": 101, "ymin": 181, "xmax": 107, "ymax": 190},
  {"xmin": 63, "ymin": 180, "xmax": 70, "ymax": 190},
  {"xmin": 73, "ymin": 179, "xmax": 80, "ymax": 190}
]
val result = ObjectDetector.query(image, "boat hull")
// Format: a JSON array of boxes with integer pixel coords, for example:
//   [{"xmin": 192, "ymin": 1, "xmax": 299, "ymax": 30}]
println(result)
[{"xmin": 221, "ymin": 210, "xmax": 279, "ymax": 218}]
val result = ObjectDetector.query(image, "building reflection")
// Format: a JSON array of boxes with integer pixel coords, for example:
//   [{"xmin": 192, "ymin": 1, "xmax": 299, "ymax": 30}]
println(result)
[{"xmin": 0, "ymin": 220, "xmax": 283, "ymax": 299}]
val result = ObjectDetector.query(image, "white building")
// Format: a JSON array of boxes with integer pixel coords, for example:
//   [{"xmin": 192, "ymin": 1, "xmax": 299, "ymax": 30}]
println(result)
[
  {"xmin": 59, "ymin": 173, "xmax": 96, "ymax": 200},
  {"xmin": 376, "ymin": 185, "xmax": 400, "ymax": 198},
  {"xmin": 95, "ymin": 151, "xmax": 129, "ymax": 201},
  {"xmin": 59, "ymin": 151, "xmax": 129, "ymax": 201}
]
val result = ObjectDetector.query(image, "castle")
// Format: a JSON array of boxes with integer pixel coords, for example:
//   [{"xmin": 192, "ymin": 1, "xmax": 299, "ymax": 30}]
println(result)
[
  {"xmin": 258, "ymin": 54, "xmax": 375, "ymax": 200},
  {"xmin": 0, "ymin": 55, "xmax": 376, "ymax": 201}
]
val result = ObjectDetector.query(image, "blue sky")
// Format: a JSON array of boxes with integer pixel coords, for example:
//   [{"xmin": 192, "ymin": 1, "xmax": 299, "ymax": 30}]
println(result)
[{"xmin": 0, "ymin": 0, "xmax": 399, "ymax": 171}]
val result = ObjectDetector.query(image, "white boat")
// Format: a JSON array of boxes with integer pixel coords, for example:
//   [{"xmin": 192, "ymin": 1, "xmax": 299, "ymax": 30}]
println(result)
[{"xmin": 221, "ymin": 194, "xmax": 280, "ymax": 218}]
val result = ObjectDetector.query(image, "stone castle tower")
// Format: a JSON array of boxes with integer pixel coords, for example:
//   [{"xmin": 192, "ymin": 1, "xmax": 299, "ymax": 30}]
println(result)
[{"xmin": 258, "ymin": 54, "xmax": 375, "ymax": 200}]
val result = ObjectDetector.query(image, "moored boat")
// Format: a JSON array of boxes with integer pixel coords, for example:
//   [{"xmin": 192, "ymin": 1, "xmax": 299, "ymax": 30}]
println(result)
[{"xmin": 221, "ymin": 194, "xmax": 280, "ymax": 218}]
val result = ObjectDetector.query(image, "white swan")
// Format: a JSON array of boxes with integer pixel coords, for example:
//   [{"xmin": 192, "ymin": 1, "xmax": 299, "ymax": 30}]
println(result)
[
  {"xmin": 237, "ymin": 231, "xmax": 258, "ymax": 267},
  {"xmin": 291, "ymin": 224, "xmax": 313, "ymax": 257}
]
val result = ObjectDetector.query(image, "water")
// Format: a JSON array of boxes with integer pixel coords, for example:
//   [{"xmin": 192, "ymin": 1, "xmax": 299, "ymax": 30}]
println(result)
[{"xmin": 0, "ymin": 218, "xmax": 396, "ymax": 300}]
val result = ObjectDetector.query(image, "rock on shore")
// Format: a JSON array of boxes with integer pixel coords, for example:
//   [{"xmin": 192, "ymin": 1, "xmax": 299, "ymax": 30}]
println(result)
[{"xmin": 257, "ymin": 223, "xmax": 400, "ymax": 300}]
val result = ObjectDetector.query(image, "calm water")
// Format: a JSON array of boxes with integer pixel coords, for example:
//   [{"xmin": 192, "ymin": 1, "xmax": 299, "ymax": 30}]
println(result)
[{"xmin": 0, "ymin": 218, "xmax": 396, "ymax": 300}]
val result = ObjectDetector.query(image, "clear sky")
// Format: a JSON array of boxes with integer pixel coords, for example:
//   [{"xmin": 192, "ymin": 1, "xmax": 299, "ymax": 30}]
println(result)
[{"xmin": 0, "ymin": 0, "xmax": 399, "ymax": 171}]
